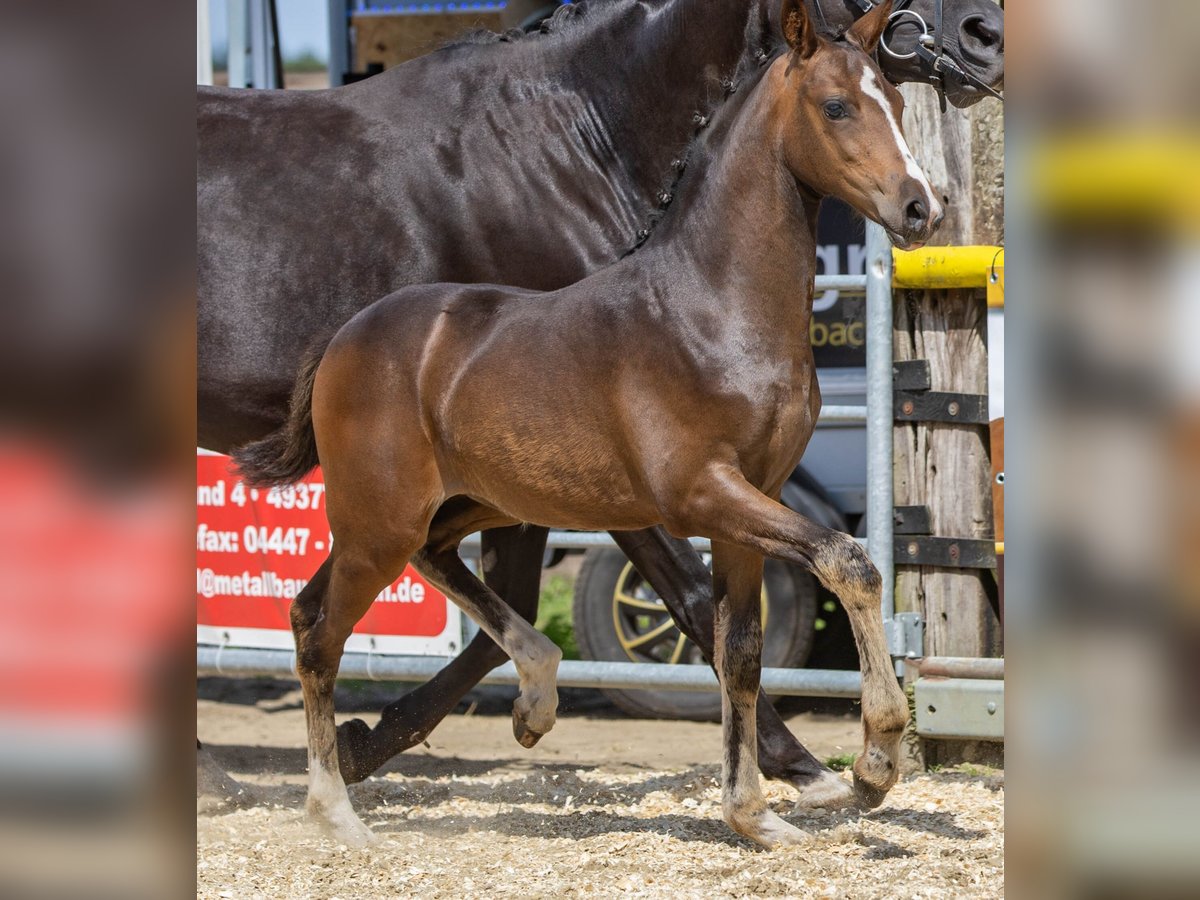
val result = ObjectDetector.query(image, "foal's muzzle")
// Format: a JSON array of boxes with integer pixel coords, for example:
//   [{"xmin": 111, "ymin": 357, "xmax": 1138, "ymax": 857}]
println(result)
[{"xmin": 887, "ymin": 185, "xmax": 944, "ymax": 250}]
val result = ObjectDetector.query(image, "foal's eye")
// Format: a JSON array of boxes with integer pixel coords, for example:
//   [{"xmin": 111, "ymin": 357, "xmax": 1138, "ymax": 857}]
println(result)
[{"xmin": 823, "ymin": 100, "xmax": 847, "ymax": 120}]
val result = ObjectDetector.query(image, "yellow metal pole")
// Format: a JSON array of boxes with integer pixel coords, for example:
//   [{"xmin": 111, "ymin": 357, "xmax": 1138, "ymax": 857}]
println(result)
[{"xmin": 892, "ymin": 246, "xmax": 1003, "ymax": 289}]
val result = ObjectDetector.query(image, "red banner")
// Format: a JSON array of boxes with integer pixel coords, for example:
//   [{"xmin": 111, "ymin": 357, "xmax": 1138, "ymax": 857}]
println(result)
[{"xmin": 197, "ymin": 454, "xmax": 448, "ymax": 640}]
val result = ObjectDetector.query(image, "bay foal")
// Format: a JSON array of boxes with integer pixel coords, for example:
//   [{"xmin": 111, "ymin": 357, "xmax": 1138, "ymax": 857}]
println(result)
[{"xmin": 235, "ymin": 0, "xmax": 942, "ymax": 849}]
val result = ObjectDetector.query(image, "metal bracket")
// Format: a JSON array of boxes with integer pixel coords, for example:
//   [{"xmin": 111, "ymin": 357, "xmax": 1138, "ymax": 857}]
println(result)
[
  {"xmin": 885, "ymin": 612, "xmax": 925, "ymax": 660},
  {"xmin": 893, "ymin": 359, "xmax": 932, "ymax": 391},
  {"xmin": 916, "ymin": 677, "xmax": 1005, "ymax": 741},
  {"xmin": 893, "ymin": 505, "xmax": 932, "ymax": 534},
  {"xmin": 895, "ymin": 536, "xmax": 997, "ymax": 569},
  {"xmin": 893, "ymin": 357, "xmax": 988, "ymax": 424},
  {"xmin": 895, "ymin": 390, "xmax": 989, "ymax": 425}
]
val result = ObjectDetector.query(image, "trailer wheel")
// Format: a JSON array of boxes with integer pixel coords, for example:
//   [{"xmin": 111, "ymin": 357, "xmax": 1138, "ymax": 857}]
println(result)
[{"xmin": 572, "ymin": 547, "xmax": 817, "ymax": 721}]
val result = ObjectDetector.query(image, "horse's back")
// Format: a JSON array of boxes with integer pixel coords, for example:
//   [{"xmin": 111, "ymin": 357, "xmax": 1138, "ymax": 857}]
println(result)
[
  {"xmin": 195, "ymin": 45, "xmax": 624, "ymax": 453},
  {"xmin": 196, "ymin": 78, "xmax": 428, "ymax": 450}
]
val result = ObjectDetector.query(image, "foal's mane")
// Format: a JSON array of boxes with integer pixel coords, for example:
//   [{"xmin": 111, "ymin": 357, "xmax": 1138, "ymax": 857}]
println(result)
[{"xmin": 625, "ymin": 22, "xmax": 858, "ymax": 256}]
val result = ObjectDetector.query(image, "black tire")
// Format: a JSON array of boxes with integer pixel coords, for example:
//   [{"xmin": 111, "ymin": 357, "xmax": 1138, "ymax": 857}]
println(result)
[{"xmin": 572, "ymin": 547, "xmax": 818, "ymax": 721}]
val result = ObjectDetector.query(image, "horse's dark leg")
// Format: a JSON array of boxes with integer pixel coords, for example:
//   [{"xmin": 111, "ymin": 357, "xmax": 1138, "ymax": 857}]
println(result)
[
  {"xmin": 337, "ymin": 524, "xmax": 549, "ymax": 783},
  {"xmin": 609, "ymin": 527, "xmax": 852, "ymax": 809},
  {"xmin": 709, "ymin": 542, "xmax": 807, "ymax": 848},
  {"xmin": 197, "ymin": 741, "xmax": 259, "ymax": 811}
]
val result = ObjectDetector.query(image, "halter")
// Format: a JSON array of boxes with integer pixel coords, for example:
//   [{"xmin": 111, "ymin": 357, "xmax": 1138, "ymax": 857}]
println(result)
[{"xmin": 816, "ymin": 0, "xmax": 1004, "ymax": 111}]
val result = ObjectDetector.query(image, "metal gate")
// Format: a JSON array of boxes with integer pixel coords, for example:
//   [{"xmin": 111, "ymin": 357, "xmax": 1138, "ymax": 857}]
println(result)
[{"xmin": 196, "ymin": 222, "xmax": 1005, "ymax": 742}]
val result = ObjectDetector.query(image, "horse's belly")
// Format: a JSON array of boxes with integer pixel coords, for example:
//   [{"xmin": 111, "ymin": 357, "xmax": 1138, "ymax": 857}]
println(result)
[{"xmin": 439, "ymin": 438, "xmax": 656, "ymax": 532}]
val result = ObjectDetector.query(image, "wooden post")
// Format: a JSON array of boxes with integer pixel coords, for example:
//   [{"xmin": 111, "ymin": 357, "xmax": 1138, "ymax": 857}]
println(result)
[{"xmin": 894, "ymin": 82, "xmax": 1004, "ymax": 762}]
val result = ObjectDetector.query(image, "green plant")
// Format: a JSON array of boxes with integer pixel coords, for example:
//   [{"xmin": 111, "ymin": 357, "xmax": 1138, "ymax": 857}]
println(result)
[
  {"xmin": 535, "ymin": 573, "xmax": 579, "ymax": 660},
  {"xmin": 824, "ymin": 753, "xmax": 856, "ymax": 771}
]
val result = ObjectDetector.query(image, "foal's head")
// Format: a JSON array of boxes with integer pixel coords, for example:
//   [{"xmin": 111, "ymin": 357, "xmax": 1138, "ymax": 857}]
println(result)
[{"xmin": 774, "ymin": 0, "xmax": 943, "ymax": 250}]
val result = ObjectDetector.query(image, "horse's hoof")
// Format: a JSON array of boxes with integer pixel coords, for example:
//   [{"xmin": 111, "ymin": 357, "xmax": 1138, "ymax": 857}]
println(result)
[
  {"xmin": 197, "ymin": 746, "xmax": 260, "ymax": 812},
  {"xmin": 336, "ymin": 718, "xmax": 374, "ymax": 784},
  {"xmin": 512, "ymin": 710, "xmax": 545, "ymax": 748},
  {"xmin": 790, "ymin": 769, "xmax": 855, "ymax": 811}
]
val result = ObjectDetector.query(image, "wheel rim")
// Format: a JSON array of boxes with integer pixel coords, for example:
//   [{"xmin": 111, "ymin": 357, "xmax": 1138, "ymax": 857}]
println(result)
[{"xmin": 611, "ymin": 559, "xmax": 769, "ymax": 665}]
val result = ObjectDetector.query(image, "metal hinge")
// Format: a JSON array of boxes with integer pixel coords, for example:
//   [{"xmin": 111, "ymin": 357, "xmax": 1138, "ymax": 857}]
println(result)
[
  {"xmin": 895, "ymin": 390, "xmax": 990, "ymax": 425},
  {"xmin": 893, "ymin": 359, "xmax": 931, "ymax": 391},
  {"xmin": 885, "ymin": 612, "xmax": 925, "ymax": 660},
  {"xmin": 893, "ymin": 504, "xmax": 932, "ymax": 534},
  {"xmin": 893, "ymin": 359, "xmax": 989, "ymax": 425},
  {"xmin": 916, "ymin": 678, "xmax": 1005, "ymax": 742}
]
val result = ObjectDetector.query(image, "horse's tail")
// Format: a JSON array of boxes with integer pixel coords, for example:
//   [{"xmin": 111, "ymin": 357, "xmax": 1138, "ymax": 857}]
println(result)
[{"xmin": 231, "ymin": 341, "xmax": 327, "ymax": 488}]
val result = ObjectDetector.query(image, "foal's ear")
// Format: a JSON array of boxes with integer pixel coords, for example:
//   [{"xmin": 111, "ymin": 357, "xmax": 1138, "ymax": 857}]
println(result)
[
  {"xmin": 845, "ymin": 0, "xmax": 893, "ymax": 54},
  {"xmin": 781, "ymin": 0, "xmax": 819, "ymax": 59}
]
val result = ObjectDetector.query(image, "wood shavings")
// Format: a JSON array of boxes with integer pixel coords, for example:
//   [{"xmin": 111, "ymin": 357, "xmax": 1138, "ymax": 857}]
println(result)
[{"xmin": 200, "ymin": 734, "xmax": 1001, "ymax": 898}]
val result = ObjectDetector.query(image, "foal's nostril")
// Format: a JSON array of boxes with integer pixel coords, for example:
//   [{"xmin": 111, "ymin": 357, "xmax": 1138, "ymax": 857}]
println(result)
[{"xmin": 905, "ymin": 199, "xmax": 928, "ymax": 229}]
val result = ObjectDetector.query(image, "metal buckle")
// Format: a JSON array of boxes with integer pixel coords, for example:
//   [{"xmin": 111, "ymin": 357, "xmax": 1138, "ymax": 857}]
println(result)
[
  {"xmin": 913, "ymin": 34, "xmax": 948, "ymax": 111},
  {"xmin": 879, "ymin": 9, "xmax": 928, "ymax": 61}
]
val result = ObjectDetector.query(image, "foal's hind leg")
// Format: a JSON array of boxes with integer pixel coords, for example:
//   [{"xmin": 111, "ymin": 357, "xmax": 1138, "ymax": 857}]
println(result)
[
  {"xmin": 337, "ymin": 523, "xmax": 548, "ymax": 783},
  {"xmin": 412, "ymin": 545, "xmax": 562, "ymax": 747},
  {"xmin": 293, "ymin": 538, "xmax": 422, "ymax": 845}
]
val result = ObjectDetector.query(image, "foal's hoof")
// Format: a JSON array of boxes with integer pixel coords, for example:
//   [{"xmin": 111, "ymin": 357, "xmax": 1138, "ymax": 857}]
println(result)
[
  {"xmin": 790, "ymin": 769, "xmax": 855, "ymax": 811},
  {"xmin": 728, "ymin": 808, "xmax": 810, "ymax": 850},
  {"xmin": 512, "ymin": 710, "xmax": 545, "ymax": 749},
  {"xmin": 851, "ymin": 773, "xmax": 889, "ymax": 809},
  {"xmin": 319, "ymin": 814, "xmax": 378, "ymax": 848},
  {"xmin": 308, "ymin": 795, "xmax": 378, "ymax": 848},
  {"xmin": 852, "ymin": 743, "xmax": 900, "ymax": 809},
  {"xmin": 336, "ymin": 718, "xmax": 374, "ymax": 785}
]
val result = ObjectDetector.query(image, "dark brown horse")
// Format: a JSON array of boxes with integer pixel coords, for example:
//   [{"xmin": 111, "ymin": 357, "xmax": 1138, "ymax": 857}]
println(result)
[
  {"xmin": 198, "ymin": 0, "xmax": 1002, "ymax": 805},
  {"xmin": 235, "ymin": 0, "xmax": 941, "ymax": 848}
]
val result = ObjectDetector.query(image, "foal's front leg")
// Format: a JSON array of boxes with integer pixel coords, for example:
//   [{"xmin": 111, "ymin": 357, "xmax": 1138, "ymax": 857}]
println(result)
[
  {"xmin": 688, "ymin": 468, "xmax": 910, "ymax": 809},
  {"xmin": 710, "ymin": 542, "xmax": 808, "ymax": 848},
  {"xmin": 610, "ymin": 528, "xmax": 853, "ymax": 809}
]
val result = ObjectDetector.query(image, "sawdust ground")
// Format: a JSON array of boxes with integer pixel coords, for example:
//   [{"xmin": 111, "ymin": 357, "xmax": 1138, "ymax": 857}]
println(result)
[{"xmin": 198, "ymin": 681, "xmax": 1002, "ymax": 898}]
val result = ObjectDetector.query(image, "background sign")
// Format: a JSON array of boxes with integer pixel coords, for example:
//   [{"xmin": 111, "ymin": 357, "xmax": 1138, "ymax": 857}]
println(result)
[
  {"xmin": 197, "ymin": 453, "xmax": 462, "ymax": 656},
  {"xmin": 812, "ymin": 199, "xmax": 868, "ymax": 368}
]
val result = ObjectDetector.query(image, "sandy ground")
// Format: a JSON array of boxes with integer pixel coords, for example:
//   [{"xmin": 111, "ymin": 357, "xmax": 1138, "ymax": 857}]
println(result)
[{"xmin": 198, "ymin": 680, "xmax": 1003, "ymax": 898}]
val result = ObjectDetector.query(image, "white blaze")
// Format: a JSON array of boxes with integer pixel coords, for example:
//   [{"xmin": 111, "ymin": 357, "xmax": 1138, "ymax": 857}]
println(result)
[{"xmin": 858, "ymin": 65, "xmax": 938, "ymax": 215}]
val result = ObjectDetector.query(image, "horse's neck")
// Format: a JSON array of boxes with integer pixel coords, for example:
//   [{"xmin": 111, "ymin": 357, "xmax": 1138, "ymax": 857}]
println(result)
[
  {"xmin": 532, "ymin": 0, "xmax": 771, "ymax": 203},
  {"xmin": 650, "ymin": 61, "xmax": 819, "ymax": 325}
]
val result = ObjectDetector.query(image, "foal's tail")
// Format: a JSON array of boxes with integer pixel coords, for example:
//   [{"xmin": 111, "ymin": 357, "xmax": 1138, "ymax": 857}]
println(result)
[{"xmin": 231, "ymin": 342, "xmax": 326, "ymax": 488}]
